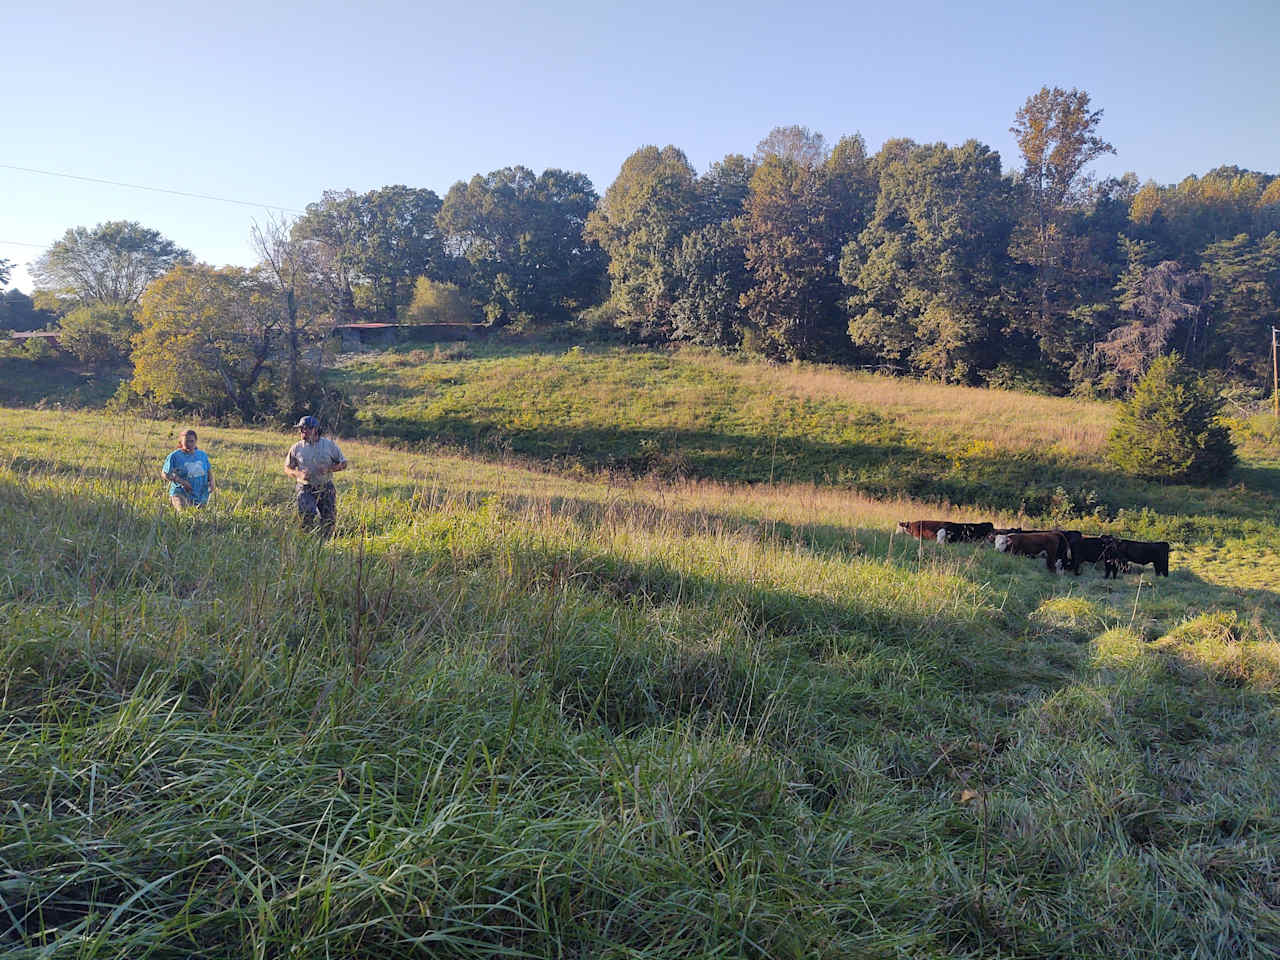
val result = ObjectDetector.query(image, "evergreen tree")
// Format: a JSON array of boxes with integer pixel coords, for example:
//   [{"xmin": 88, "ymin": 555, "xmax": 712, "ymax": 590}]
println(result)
[
  {"xmin": 1199, "ymin": 232, "xmax": 1280, "ymax": 383},
  {"xmin": 1106, "ymin": 353, "xmax": 1235, "ymax": 483}
]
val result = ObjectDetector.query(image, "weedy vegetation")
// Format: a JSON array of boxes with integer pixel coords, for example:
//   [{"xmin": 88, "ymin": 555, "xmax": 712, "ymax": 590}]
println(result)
[{"xmin": 3, "ymin": 347, "xmax": 1279, "ymax": 957}]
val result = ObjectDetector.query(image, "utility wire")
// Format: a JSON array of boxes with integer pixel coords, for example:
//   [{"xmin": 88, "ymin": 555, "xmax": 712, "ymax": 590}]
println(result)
[{"xmin": 0, "ymin": 162, "xmax": 301, "ymax": 213}]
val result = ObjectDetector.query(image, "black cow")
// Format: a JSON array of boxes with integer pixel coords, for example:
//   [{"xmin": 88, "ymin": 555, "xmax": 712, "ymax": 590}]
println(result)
[
  {"xmin": 937, "ymin": 521, "xmax": 995, "ymax": 543},
  {"xmin": 1069, "ymin": 535, "xmax": 1115, "ymax": 575},
  {"xmin": 1113, "ymin": 538, "xmax": 1171, "ymax": 577}
]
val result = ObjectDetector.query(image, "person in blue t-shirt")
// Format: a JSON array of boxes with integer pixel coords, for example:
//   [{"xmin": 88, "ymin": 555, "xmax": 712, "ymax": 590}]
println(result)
[{"xmin": 162, "ymin": 428, "xmax": 213, "ymax": 511}]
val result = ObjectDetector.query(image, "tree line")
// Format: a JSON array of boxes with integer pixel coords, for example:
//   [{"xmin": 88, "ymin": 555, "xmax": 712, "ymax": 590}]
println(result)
[{"xmin": 4, "ymin": 86, "xmax": 1278, "ymax": 419}]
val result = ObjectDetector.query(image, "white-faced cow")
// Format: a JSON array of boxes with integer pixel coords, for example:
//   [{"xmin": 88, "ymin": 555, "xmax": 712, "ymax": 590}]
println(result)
[{"xmin": 993, "ymin": 531, "xmax": 1070, "ymax": 573}]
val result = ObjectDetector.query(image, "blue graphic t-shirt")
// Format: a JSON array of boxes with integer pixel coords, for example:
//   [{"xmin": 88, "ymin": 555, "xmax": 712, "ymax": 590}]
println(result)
[{"xmin": 162, "ymin": 449, "xmax": 212, "ymax": 504}]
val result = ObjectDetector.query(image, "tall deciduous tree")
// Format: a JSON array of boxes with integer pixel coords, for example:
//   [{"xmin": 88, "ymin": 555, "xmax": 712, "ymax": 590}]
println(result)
[
  {"xmin": 437, "ymin": 166, "xmax": 605, "ymax": 327},
  {"xmin": 741, "ymin": 129, "xmax": 874, "ymax": 359},
  {"xmin": 843, "ymin": 139, "xmax": 1016, "ymax": 381},
  {"xmin": 294, "ymin": 186, "xmax": 445, "ymax": 322},
  {"xmin": 1128, "ymin": 166, "xmax": 1280, "ymax": 262},
  {"xmin": 647, "ymin": 155, "xmax": 755, "ymax": 348},
  {"xmin": 0, "ymin": 258, "xmax": 11, "ymax": 287},
  {"xmin": 31, "ymin": 221, "xmax": 192, "ymax": 306},
  {"xmin": 292, "ymin": 189, "xmax": 363, "ymax": 322},
  {"xmin": 252, "ymin": 214, "xmax": 328, "ymax": 413},
  {"xmin": 696, "ymin": 154, "xmax": 755, "ymax": 225},
  {"xmin": 670, "ymin": 220, "xmax": 751, "ymax": 348},
  {"xmin": 584, "ymin": 146, "xmax": 700, "ymax": 338},
  {"xmin": 1009, "ymin": 87, "xmax": 1114, "ymax": 366},
  {"xmin": 131, "ymin": 264, "xmax": 282, "ymax": 418}
]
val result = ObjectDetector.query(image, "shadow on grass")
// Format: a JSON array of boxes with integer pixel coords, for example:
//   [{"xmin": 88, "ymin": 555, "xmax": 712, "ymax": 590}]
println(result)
[
  {"xmin": 0, "ymin": 357, "xmax": 126, "ymax": 407},
  {"xmin": 361, "ymin": 414, "xmax": 1280, "ymax": 539}
]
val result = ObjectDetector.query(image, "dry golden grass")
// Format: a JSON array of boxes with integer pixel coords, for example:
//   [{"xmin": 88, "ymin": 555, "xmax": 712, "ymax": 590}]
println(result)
[{"xmin": 694, "ymin": 351, "xmax": 1115, "ymax": 453}]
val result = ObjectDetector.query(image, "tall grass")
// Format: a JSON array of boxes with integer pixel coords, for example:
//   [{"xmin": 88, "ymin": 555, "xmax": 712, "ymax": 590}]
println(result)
[{"xmin": 2, "ymin": 410, "xmax": 1278, "ymax": 957}]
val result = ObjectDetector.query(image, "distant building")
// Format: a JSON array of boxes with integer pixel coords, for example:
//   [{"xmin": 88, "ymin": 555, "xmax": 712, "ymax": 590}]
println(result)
[{"xmin": 9, "ymin": 330, "xmax": 62, "ymax": 347}]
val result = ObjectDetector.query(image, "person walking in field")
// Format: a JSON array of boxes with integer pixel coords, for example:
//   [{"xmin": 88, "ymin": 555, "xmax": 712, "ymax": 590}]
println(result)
[
  {"xmin": 162, "ymin": 428, "xmax": 213, "ymax": 512},
  {"xmin": 284, "ymin": 415, "xmax": 347, "ymax": 537}
]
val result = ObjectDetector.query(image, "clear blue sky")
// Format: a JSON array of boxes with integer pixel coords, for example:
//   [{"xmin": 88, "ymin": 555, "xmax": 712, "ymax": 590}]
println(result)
[{"xmin": 3, "ymin": 0, "xmax": 1276, "ymax": 293}]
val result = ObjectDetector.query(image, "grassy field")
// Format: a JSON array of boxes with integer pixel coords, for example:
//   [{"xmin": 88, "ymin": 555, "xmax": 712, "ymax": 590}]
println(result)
[{"xmin": 3, "ymin": 349, "xmax": 1280, "ymax": 957}]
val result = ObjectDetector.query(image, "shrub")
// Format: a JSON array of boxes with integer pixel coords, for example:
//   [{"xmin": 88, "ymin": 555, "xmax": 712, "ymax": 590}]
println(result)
[
  {"xmin": 22, "ymin": 336, "xmax": 56, "ymax": 362},
  {"xmin": 1106, "ymin": 353, "xmax": 1236, "ymax": 483},
  {"xmin": 59, "ymin": 303, "xmax": 137, "ymax": 365},
  {"xmin": 404, "ymin": 279, "xmax": 477, "ymax": 325}
]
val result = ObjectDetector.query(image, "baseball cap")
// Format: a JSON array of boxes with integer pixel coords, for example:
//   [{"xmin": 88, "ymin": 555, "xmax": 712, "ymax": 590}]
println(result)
[{"xmin": 296, "ymin": 415, "xmax": 319, "ymax": 429}]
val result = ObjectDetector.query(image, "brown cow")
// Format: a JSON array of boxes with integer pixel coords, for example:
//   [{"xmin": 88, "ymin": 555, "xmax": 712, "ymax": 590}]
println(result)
[
  {"xmin": 897, "ymin": 520, "xmax": 947, "ymax": 540},
  {"xmin": 993, "ymin": 531, "xmax": 1070, "ymax": 573},
  {"xmin": 997, "ymin": 528, "xmax": 1086, "ymax": 571}
]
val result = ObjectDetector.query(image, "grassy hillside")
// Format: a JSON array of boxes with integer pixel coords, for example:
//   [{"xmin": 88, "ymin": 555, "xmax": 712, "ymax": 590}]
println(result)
[
  {"xmin": 335, "ymin": 343, "xmax": 1280, "ymax": 543},
  {"xmin": 2, "ymin": 404, "xmax": 1278, "ymax": 958}
]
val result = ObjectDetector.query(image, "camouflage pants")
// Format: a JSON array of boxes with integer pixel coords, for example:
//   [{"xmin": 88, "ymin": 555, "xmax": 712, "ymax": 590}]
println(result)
[{"xmin": 296, "ymin": 482, "xmax": 337, "ymax": 537}]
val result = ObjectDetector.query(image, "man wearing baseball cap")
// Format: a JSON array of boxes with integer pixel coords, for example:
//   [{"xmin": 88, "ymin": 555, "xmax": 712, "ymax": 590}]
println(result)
[{"xmin": 283, "ymin": 415, "xmax": 348, "ymax": 537}]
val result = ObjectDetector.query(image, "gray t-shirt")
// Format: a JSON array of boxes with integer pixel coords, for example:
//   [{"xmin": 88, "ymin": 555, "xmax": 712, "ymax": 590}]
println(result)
[{"xmin": 286, "ymin": 437, "xmax": 346, "ymax": 485}]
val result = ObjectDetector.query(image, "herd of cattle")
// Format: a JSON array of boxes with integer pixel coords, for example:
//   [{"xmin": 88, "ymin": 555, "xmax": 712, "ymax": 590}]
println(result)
[{"xmin": 896, "ymin": 520, "xmax": 1171, "ymax": 578}]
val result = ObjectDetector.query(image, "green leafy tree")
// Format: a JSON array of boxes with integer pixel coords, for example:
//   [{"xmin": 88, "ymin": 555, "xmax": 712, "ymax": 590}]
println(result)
[
  {"xmin": 1106, "ymin": 353, "xmax": 1235, "ymax": 483},
  {"xmin": 0, "ymin": 258, "xmax": 11, "ymax": 287},
  {"xmin": 1129, "ymin": 166, "xmax": 1280, "ymax": 261},
  {"xmin": 584, "ymin": 146, "xmax": 700, "ymax": 338},
  {"xmin": 666, "ymin": 155, "xmax": 757, "ymax": 348},
  {"xmin": 741, "ymin": 129, "xmax": 874, "ymax": 359},
  {"xmin": 696, "ymin": 154, "xmax": 755, "ymax": 225},
  {"xmin": 131, "ymin": 264, "xmax": 282, "ymax": 418},
  {"xmin": 59, "ymin": 304, "xmax": 137, "ymax": 366},
  {"xmin": 22, "ymin": 335, "xmax": 56, "ymax": 363},
  {"xmin": 0, "ymin": 289, "xmax": 55, "ymax": 332},
  {"xmin": 1008, "ymin": 87, "xmax": 1115, "ymax": 368},
  {"xmin": 842, "ymin": 139, "xmax": 1016, "ymax": 381},
  {"xmin": 31, "ymin": 221, "xmax": 192, "ymax": 306},
  {"xmin": 437, "ymin": 166, "xmax": 605, "ymax": 327},
  {"xmin": 670, "ymin": 220, "xmax": 750, "ymax": 348},
  {"xmin": 294, "ymin": 186, "xmax": 445, "ymax": 322},
  {"xmin": 292, "ymin": 189, "xmax": 363, "ymax": 322}
]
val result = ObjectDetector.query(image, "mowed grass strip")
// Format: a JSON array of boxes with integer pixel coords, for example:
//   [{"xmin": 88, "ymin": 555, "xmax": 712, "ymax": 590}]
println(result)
[{"xmin": 1, "ymin": 409, "xmax": 1278, "ymax": 958}]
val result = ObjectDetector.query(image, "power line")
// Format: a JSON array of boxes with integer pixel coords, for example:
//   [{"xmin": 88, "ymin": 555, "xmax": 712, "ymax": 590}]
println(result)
[
  {"xmin": 0, "ymin": 162, "xmax": 301, "ymax": 213},
  {"xmin": 0, "ymin": 240, "xmax": 46, "ymax": 248}
]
